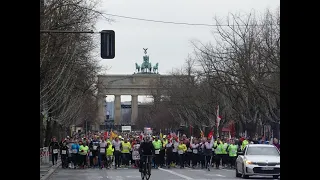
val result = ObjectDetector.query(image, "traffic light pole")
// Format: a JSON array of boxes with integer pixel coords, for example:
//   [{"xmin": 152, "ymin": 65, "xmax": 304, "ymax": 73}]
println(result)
[
  {"xmin": 40, "ymin": 30, "xmax": 97, "ymax": 34},
  {"xmin": 40, "ymin": 29, "xmax": 115, "ymax": 59}
]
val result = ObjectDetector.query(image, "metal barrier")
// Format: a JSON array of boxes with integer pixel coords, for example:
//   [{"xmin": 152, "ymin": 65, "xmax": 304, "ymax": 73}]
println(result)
[{"xmin": 40, "ymin": 147, "xmax": 50, "ymax": 165}]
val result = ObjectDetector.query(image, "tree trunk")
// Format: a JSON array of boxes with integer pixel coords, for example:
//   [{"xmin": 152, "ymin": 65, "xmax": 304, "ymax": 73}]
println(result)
[
  {"xmin": 271, "ymin": 122, "xmax": 280, "ymax": 139},
  {"xmin": 246, "ymin": 122, "xmax": 256, "ymax": 138},
  {"xmin": 52, "ymin": 121, "xmax": 58, "ymax": 140},
  {"xmin": 44, "ymin": 119, "xmax": 52, "ymax": 147},
  {"xmin": 40, "ymin": 113, "xmax": 44, "ymax": 148}
]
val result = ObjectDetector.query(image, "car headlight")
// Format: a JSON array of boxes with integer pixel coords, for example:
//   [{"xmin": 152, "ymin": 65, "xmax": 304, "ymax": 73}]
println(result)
[{"xmin": 245, "ymin": 160, "xmax": 252, "ymax": 164}]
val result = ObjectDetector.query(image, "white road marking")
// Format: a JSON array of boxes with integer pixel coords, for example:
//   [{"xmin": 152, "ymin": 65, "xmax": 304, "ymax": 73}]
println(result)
[
  {"xmin": 204, "ymin": 173, "xmax": 226, "ymax": 177},
  {"xmin": 126, "ymin": 175, "xmax": 141, "ymax": 178},
  {"xmin": 221, "ymin": 168, "xmax": 234, "ymax": 172},
  {"xmin": 187, "ymin": 167, "xmax": 235, "ymax": 173},
  {"xmin": 216, "ymin": 174, "xmax": 226, "ymax": 177},
  {"xmin": 187, "ymin": 169, "xmax": 204, "ymax": 172},
  {"xmin": 159, "ymin": 167, "xmax": 194, "ymax": 180}
]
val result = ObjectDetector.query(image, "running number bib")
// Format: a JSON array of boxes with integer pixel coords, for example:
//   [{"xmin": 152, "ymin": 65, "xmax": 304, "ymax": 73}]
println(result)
[
  {"xmin": 155, "ymin": 150, "xmax": 160, "ymax": 154},
  {"xmin": 61, "ymin": 150, "xmax": 67, "ymax": 155},
  {"xmin": 53, "ymin": 149, "xmax": 58, "ymax": 154},
  {"xmin": 93, "ymin": 146, "xmax": 98, "ymax": 150},
  {"xmin": 178, "ymin": 150, "xmax": 183, "ymax": 154},
  {"xmin": 123, "ymin": 146, "xmax": 129, "ymax": 150},
  {"xmin": 192, "ymin": 149, "xmax": 198, "ymax": 154},
  {"xmin": 132, "ymin": 151, "xmax": 140, "ymax": 160},
  {"xmin": 72, "ymin": 149, "xmax": 77, "ymax": 153},
  {"xmin": 100, "ymin": 148, "xmax": 105, "ymax": 153}
]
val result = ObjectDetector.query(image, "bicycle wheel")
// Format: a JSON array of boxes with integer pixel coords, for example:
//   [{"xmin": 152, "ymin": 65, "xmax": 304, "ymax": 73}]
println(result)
[
  {"xmin": 141, "ymin": 162, "xmax": 145, "ymax": 180},
  {"xmin": 141, "ymin": 171, "xmax": 145, "ymax": 180},
  {"xmin": 145, "ymin": 162, "xmax": 151, "ymax": 180}
]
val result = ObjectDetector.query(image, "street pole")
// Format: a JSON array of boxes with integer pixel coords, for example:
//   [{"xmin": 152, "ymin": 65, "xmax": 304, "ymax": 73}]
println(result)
[
  {"xmin": 216, "ymin": 124, "xmax": 219, "ymax": 138},
  {"xmin": 40, "ymin": 30, "xmax": 96, "ymax": 34}
]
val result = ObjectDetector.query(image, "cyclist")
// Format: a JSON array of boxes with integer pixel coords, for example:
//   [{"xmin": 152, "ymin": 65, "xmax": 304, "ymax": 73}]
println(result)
[{"xmin": 139, "ymin": 135, "xmax": 155, "ymax": 173}]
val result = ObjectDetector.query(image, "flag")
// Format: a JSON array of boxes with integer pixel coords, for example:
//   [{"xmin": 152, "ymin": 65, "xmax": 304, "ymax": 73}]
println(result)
[
  {"xmin": 139, "ymin": 132, "xmax": 144, "ymax": 140},
  {"xmin": 216, "ymin": 105, "xmax": 222, "ymax": 128},
  {"xmin": 200, "ymin": 129, "xmax": 204, "ymax": 138},
  {"xmin": 171, "ymin": 132, "xmax": 175, "ymax": 137},
  {"xmin": 160, "ymin": 129, "xmax": 163, "ymax": 139},
  {"xmin": 208, "ymin": 130, "xmax": 213, "ymax": 139},
  {"xmin": 104, "ymin": 132, "xmax": 109, "ymax": 139},
  {"xmin": 110, "ymin": 131, "xmax": 117, "ymax": 140},
  {"xmin": 170, "ymin": 132, "xmax": 176, "ymax": 140},
  {"xmin": 167, "ymin": 134, "xmax": 171, "ymax": 140}
]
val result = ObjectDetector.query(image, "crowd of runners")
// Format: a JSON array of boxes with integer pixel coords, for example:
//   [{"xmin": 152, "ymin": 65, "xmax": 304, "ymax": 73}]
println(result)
[{"xmin": 47, "ymin": 131, "xmax": 280, "ymax": 170}]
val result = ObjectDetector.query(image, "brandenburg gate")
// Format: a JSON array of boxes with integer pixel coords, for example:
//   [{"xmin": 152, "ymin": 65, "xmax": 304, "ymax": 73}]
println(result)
[{"xmin": 96, "ymin": 49, "xmax": 188, "ymax": 129}]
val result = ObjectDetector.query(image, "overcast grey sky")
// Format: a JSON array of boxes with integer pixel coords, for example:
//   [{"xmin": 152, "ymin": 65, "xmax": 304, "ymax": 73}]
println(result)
[{"xmin": 95, "ymin": 0, "xmax": 280, "ymax": 102}]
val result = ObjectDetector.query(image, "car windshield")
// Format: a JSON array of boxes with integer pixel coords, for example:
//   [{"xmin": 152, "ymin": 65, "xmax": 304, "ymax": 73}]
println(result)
[{"xmin": 246, "ymin": 146, "xmax": 279, "ymax": 156}]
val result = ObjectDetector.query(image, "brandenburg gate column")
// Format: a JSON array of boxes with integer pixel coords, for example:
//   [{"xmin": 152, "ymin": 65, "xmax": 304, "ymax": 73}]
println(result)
[
  {"xmin": 114, "ymin": 95, "xmax": 121, "ymax": 126},
  {"xmin": 97, "ymin": 92, "xmax": 106, "ymax": 129},
  {"xmin": 131, "ymin": 95, "xmax": 138, "ymax": 125}
]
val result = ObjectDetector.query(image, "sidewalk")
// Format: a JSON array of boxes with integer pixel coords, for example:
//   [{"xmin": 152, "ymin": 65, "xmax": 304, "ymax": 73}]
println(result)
[{"xmin": 40, "ymin": 160, "xmax": 61, "ymax": 180}]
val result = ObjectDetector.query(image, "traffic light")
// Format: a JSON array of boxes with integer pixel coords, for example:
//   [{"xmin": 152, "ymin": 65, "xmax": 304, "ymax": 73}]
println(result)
[{"xmin": 101, "ymin": 30, "xmax": 115, "ymax": 59}]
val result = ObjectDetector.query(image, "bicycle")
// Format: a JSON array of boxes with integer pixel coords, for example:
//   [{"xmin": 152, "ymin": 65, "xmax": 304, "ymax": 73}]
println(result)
[{"xmin": 141, "ymin": 155, "xmax": 153, "ymax": 180}]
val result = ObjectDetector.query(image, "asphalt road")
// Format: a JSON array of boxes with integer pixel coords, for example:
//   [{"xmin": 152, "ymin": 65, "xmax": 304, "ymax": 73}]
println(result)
[{"xmin": 49, "ymin": 167, "xmax": 279, "ymax": 180}]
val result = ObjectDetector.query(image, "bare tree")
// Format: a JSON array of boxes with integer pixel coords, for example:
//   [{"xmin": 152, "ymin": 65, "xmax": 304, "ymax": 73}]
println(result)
[
  {"xmin": 192, "ymin": 9, "xmax": 280, "ymax": 138},
  {"xmin": 40, "ymin": 0, "xmax": 110, "ymax": 147},
  {"xmin": 151, "ymin": 8, "xmax": 280, "ymax": 138}
]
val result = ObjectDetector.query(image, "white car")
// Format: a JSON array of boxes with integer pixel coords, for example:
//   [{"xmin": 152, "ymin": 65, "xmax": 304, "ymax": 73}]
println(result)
[{"xmin": 235, "ymin": 144, "xmax": 280, "ymax": 179}]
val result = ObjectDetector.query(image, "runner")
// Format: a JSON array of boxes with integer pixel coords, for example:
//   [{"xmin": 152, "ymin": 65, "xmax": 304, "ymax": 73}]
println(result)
[
  {"xmin": 49, "ymin": 137, "xmax": 60, "ymax": 166},
  {"xmin": 99, "ymin": 137, "xmax": 107, "ymax": 169}
]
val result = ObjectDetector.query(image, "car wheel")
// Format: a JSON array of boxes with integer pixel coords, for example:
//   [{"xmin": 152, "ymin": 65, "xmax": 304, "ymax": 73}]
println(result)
[
  {"xmin": 235, "ymin": 165, "xmax": 241, "ymax": 177},
  {"xmin": 242, "ymin": 165, "xmax": 249, "ymax": 179},
  {"xmin": 273, "ymin": 175, "xmax": 279, "ymax": 179}
]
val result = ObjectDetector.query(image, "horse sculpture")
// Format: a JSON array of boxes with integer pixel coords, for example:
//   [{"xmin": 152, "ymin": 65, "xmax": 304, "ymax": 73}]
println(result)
[
  {"xmin": 153, "ymin": 63, "xmax": 158, "ymax": 73},
  {"xmin": 148, "ymin": 62, "xmax": 152, "ymax": 72},
  {"xmin": 141, "ymin": 55, "xmax": 151, "ymax": 73},
  {"xmin": 135, "ymin": 63, "xmax": 140, "ymax": 73},
  {"xmin": 134, "ymin": 48, "xmax": 159, "ymax": 74}
]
